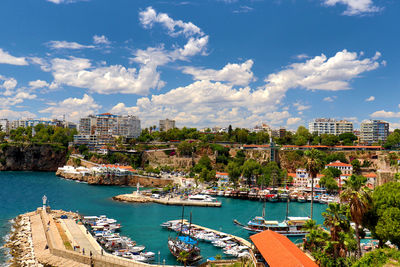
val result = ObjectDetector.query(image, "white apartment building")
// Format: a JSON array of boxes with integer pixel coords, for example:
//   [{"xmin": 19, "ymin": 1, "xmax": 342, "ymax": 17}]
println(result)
[
  {"xmin": 360, "ymin": 120, "xmax": 389, "ymax": 144},
  {"xmin": 292, "ymin": 168, "xmax": 322, "ymax": 188},
  {"xmin": 159, "ymin": 118, "xmax": 175, "ymax": 132},
  {"xmin": 308, "ymin": 118, "xmax": 353, "ymax": 136},
  {"xmin": 0, "ymin": 119, "xmax": 9, "ymax": 134},
  {"xmin": 79, "ymin": 113, "xmax": 141, "ymax": 138},
  {"xmin": 325, "ymin": 160, "xmax": 353, "ymax": 175}
]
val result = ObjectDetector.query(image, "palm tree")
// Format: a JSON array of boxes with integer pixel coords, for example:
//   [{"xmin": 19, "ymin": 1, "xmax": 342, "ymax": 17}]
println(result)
[
  {"xmin": 177, "ymin": 250, "xmax": 189, "ymax": 267},
  {"xmin": 322, "ymin": 203, "xmax": 350, "ymax": 259},
  {"xmin": 305, "ymin": 149, "xmax": 324, "ymax": 220},
  {"xmin": 340, "ymin": 175, "xmax": 371, "ymax": 258}
]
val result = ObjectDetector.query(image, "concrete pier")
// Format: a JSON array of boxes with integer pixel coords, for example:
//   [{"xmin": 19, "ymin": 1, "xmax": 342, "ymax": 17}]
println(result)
[
  {"xmin": 6, "ymin": 208, "xmax": 174, "ymax": 267},
  {"xmin": 113, "ymin": 193, "xmax": 222, "ymax": 207}
]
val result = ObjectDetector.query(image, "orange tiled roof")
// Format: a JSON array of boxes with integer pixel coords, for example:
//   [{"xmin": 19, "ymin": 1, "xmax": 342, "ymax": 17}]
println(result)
[
  {"xmin": 101, "ymin": 164, "xmax": 135, "ymax": 172},
  {"xmin": 250, "ymin": 230, "xmax": 318, "ymax": 267},
  {"xmin": 216, "ymin": 172, "xmax": 229, "ymax": 176},
  {"xmin": 365, "ymin": 173, "xmax": 377, "ymax": 178},
  {"xmin": 326, "ymin": 160, "xmax": 352, "ymax": 167},
  {"xmin": 288, "ymin": 173, "xmax": 296, "ymax": 178}
]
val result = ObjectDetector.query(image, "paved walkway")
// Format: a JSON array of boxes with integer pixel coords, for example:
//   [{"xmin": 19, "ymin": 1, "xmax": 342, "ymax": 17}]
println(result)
[
  {"xmin": 30, "ymin": 213, "xmax": 89, "ymax": 267},
  {"xmin": 64, "ymin": 218, "xmax": 99, "ymax": 255}
]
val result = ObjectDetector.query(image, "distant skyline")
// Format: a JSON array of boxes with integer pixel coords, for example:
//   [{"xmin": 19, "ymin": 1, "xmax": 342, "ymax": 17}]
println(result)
[{"xmin": 0, "ymin": 0, "xmax": 399, "ymax": 130}]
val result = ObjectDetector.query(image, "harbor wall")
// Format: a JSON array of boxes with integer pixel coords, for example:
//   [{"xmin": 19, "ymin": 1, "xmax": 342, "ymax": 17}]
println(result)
[{"xmin": 56, "ymin": 169, "xmax": 173, "ymax": 187}]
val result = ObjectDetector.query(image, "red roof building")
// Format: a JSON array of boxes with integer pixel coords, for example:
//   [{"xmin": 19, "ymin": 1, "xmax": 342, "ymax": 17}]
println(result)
[
  {"xmin": 326, "ymin": 160, "xmax": 353, "ymax": 175},
  {"xmin": 250, "ymin": 230, "xmax": 318, "ymax": 267}
]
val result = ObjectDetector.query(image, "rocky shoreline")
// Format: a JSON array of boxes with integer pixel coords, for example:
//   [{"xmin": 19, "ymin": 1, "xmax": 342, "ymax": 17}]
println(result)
[{"xmin": 3, "ymin": 212, "xmax": 40, "ymax": 267}]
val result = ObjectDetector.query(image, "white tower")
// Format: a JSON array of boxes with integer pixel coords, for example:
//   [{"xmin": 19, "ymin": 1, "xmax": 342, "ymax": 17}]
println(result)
[{"xmin": 42, "ymin": 195, "xmax": 47, "ymax": 211}]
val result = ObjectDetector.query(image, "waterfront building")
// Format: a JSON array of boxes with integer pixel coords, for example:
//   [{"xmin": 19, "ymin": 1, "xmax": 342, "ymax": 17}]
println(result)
[
  {"xmin": 159, "ymin": 118, "xmax": 175, "ymax": 132},
  {"xmin": 308, "ymin": 118, "xmax": 353, "ymax": 136},
  {"xmin": 0, "ymin": 119, "xmax": 9, "ymax": 134},
  {"xmin": 360, "ymin": 120, "xmax": 389, "ymax": 144},
  {"xmin": 325, "ymin": 160, "xmax": 352, "ymax": 175},
  {"xmin": 292, "ymin": 168, "xmax": 323, "ymax": 188},
  {"xmin": 250, "ymin": 230, "xmax": 318, "ymax": 267}
]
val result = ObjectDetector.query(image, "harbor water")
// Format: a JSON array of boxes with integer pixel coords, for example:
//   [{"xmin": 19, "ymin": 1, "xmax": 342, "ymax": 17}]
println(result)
[{"xmin": 0, "ymin": 172, "xmax": 327, "ymax": 265}]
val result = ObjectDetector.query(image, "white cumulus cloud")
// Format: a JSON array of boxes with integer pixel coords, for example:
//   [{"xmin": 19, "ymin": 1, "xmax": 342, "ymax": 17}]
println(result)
[
  {"xmin": 0, "ymin": 109, "xmax": 36, "ymax": 120},
  {"xmin": 370, "ymin": 110, "xmax": 400, "ymax": 118},
  {"xmin": 182, "ymin": 60, "xmax": 255, "ymax": 86},
  {"xmin": 324, "ymin": 0, "xmax": 381, "ymax": 16},
  {"xmin": 93, "ymin": 35, "xmax": 111, "ymax": 45},
  {"xmin": 46, "ymin": 40, "xmax": 95, "ymax": 50},
  {"xmin": 40, "ymin": 94, "xmax": 101, "ymax": 121},
  {"xmin": 109, "ymin": 49, "xmax": 383, "ymax": 128},
  {"xmin": 0, "ymin": 48, "xmax": 28, "ymax": 66},
  {"xmin": 29, "ymin": 80, "xmax": 50, "ymax": 89},
  {"xmin": 365, "ymin": 95, "xmax": 375, "ymax": 102},
  {"xmin": 44, "ymin": 57, "xmax": 165, "ymax": 95},
  {"xmin": 287, "ymin": 117, "xmax": 302, "ymax": 125},
  {"xmin": 139, "ymin": 6, "xmax": 204, "ymax": 37},
  {"xmin": 323, "ymin": 96, "xmax": 336, "ymax": 102}
]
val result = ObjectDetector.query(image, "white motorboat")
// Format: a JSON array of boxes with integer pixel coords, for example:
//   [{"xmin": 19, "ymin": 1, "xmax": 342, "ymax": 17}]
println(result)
[{"xmin": 188, "ymin": 194, "xmax": 216, "ymax": 202}]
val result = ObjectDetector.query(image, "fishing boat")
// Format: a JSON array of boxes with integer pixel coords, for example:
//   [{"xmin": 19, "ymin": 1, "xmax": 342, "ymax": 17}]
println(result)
[{"xmin": 168, "ymin": 208, "xmax": 202, "ymax": 264}]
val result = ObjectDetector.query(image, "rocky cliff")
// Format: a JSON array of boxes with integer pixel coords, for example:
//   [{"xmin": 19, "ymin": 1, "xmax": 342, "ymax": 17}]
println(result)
[{"xmin": 0, "ymin": 143, "xmax": 67, "ymax": 171}]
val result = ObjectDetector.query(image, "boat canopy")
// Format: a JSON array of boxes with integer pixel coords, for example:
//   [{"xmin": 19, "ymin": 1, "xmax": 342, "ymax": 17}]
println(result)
[{"xmin": 178, "ymin": 236, "xmax": 197, "ymax": 245}]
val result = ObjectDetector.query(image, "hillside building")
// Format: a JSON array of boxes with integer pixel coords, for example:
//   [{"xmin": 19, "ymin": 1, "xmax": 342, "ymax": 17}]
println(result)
[{"xmin": 308, "ymin": 118, "xmax": 353, "ymax": 136}]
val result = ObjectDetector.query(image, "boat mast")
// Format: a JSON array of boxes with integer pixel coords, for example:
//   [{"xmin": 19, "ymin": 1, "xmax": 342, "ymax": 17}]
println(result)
[
  {"xmin": 285, "ymin": 195, "xmax": 290, "ymax": 221},
  {"xmin": 180, "ymin": 205, "xmax": 185, "ymax": 235},
  {"xmin": 262, "ymin": 199, "xmax": 265, "ymax": 218},
  {"xmin": 189, "ymin": 211, "xmax": 192, "ymax": 243}
]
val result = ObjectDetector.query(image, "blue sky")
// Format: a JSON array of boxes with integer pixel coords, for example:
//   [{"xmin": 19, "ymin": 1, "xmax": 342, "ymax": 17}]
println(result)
[{"xmin": 0, "ymin": 0, "xmax": 399, "ymax": 130}]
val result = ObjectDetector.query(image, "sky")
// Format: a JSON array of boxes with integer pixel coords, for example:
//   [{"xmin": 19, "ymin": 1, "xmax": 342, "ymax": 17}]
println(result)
[{"xmin": 0, "ymin": 0, "xmax": 399, "ymax": 130}]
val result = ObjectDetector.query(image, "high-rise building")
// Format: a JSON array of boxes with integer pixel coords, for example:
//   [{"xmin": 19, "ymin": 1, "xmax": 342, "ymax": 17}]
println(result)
[
  {"xmin": 308, "ymin": 118, "xmax": 353, "ymax": 136},
  {"xmin": 159, "ymin": 118, "xmax": 175, "ymax": 132},
  {"xmin": 79, "ymin": 113, "xmax": 141, "ymax": 138},
  {"xmin": 0, "ymin": 119, "xmax": 9, "ymax": 134},
  {"xmin": 360, "ymin": 120, "xmax": 389, "ymax": 144}
]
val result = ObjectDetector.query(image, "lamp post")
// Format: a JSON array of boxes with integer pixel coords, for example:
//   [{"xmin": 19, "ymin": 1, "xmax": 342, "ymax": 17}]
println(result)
[{"xmin": 42, "ymin": 195, "xmax": 47, "ymax": 212}]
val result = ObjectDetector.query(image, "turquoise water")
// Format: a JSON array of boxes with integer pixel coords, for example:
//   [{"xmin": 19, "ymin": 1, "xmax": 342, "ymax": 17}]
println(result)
[{"xmin": 0, "ymin": 172, "xmax": 327, "ymax": 265}]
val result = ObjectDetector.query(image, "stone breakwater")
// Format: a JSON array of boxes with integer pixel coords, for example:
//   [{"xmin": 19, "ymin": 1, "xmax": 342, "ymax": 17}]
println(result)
[
  {"xmin": 113, "ymin": 193, "xmax": 222, "ymax": 207},
  {"xmin": 56, "ymin": 168, "xmax": 173, "ymax": 187},
  {"xmin": 4, "ymin": 212, "xmax": 38, "ymax": 267}
]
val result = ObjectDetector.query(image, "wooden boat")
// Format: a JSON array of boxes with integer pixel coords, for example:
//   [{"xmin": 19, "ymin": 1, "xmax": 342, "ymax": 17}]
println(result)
[{"xmin": 168, "ymin": 208, "xmax": 202, "ymax": 264}]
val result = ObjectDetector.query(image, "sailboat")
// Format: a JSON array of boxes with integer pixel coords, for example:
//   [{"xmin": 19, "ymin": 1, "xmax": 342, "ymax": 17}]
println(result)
[
  {"xmin": 168, "ymin": 207, "xmax": 202, "ymax": 264},
  {"xmin": 235, "ymin": 197, "xmax": 310, "ymax": 236}
]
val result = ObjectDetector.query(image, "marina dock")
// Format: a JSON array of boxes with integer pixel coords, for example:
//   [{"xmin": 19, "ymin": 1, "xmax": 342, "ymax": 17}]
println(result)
[
  {"xmin": 113, "ymin": 193, "xmax": 222, "ymax": 207},
  {"xmin": 168, "ymin": 219, "xmax": 252, "ymax": 248}
]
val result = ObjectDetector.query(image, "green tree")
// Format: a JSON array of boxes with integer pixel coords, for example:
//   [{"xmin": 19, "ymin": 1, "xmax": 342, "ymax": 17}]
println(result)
[
  {"xmin": 193, "ymin": 155, "xmax": 212, "ymax": 173},
  {"xmin": 242, "ymin": 159, "xmax": 261, "ymax": 185},
  {"xmin": 305, "ymin": 149, "xmax": 324, "ymax": 220},
  {"xmin": 322, "ymin": 167, "xmax": 342, "ymax": 178},
  {"xmin": 319, "ymin": 175, "xmax": 339, "ymax": 193},
  {"xmin": 351, "ymin": 159, "xmax": 362, "ymax": 175},
  {"xmin": 177, "ymin": 141, "xmax": 193, "ymax": 157},
  {"xmin": 340, "ymin": 175, "xmax": 371, "ymax": 257},
  {"xmin": 372, "ymin": 182, "xmax": 400, "ymax": 248},
  {"xmin": 227, "ymin": 161, "xmax": 241, "ymax": 187},
  {"xmin": 384, "ymin": 131, "xmax": 400, "ymax": 149},
  {"xmin": 339, "ymin": 132, "xmax": 357, "ymax": 146}
]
